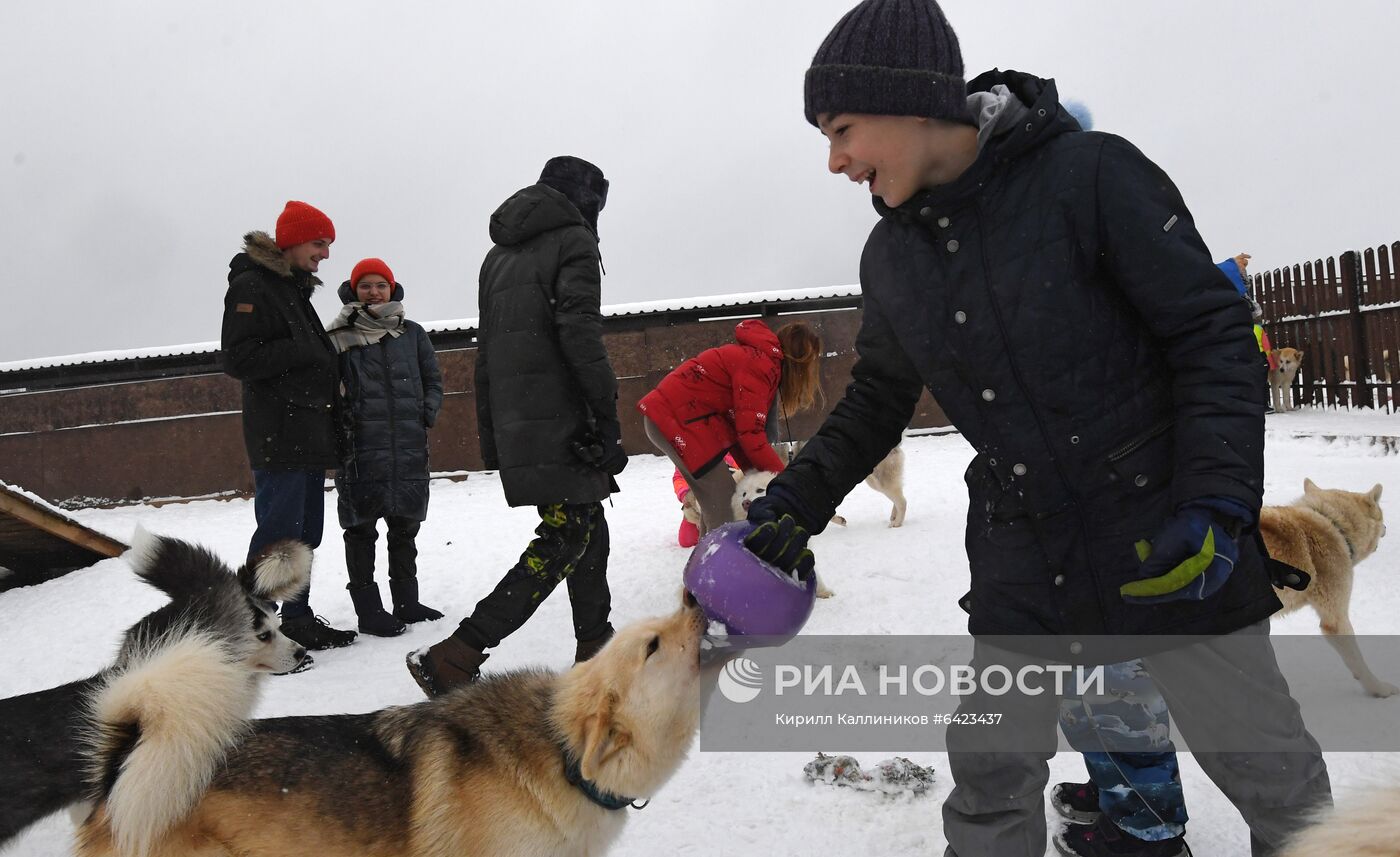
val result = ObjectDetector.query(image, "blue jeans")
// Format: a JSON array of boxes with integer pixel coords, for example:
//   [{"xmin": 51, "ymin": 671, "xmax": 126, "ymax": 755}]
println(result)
[
  {"xmin": 248, "ymin": 469, "xmax": 326, "ymax": 619},
  {"xmin": 1058, "ymin": 660, "xmax": 1187, "ymax": 841}
]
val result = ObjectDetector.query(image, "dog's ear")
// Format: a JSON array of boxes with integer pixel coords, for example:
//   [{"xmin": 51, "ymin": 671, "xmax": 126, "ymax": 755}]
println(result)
[
  {"xmin": 1303, "ymin": 478, "xmax": 1320, "ymax": 495},
  {"xmin": 578, "ymin": 690, "xmax": 632, "ymax": 782},
  {"xmin": 1296, "ymin": 349, "xmax": 1305, "ymax": 360},
  {"xmin": 237, "ymin": 539, "xmax": 312, "ymax": 602},
  {"xmin": 1369, "ymin": 484, "xmax": 1383, "ymax": 502}
]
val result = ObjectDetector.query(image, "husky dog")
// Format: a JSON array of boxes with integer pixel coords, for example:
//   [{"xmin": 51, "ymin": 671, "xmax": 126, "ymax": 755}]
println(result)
[
  {"xmin": 775, "ymin": 441, "xmax": 908, "ymax": 528},
  {"xmin": 1263, "ymin": 479, "xmax": 1393, "ymax": 697},
  {"xmin": 75, "ymin": 591, "xmax": 707, "ymax": 857},
  {"xmin": 1279, "ymin": 786, "xmax": 1400, "ymax": 857},
  {"xmin": 0, "ymin": 528, "xmax": 310, "ymax": 849},
  {"xmin": 1269, "ymin": 347, "xmax": 1304, "ymax": 411}
]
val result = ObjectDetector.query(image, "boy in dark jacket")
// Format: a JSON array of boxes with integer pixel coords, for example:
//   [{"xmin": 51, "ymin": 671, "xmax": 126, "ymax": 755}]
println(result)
[
  {"xmin": 743, "ymin": 2, "xmax": 1329, "ymax": 855},
  {"xmin": 329, "ymin": 257, "xmax": 445, "ymax": 637},
  {"xmin": 407, "ymin": 156, "xmax": 626, "ymax": 696},
  {"xmin": 221, "ymin": 201, "xmax": 357, "ymax": 659}
]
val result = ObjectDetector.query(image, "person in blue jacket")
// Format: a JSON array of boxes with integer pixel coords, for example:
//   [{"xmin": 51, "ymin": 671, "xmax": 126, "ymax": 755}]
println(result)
[{"xmin": 329, "ymin": 257, "xmax": 444, "ymax": 637}]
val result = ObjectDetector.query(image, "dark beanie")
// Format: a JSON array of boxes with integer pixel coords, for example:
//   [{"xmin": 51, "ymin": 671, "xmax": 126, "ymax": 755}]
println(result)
[
  {"xmin": 539, "ymin": 156, "xmax": 609, "ymax": 232},
  {"xmin": 804, "ymin": 0, "xmax": 969, "ymax": 127}
]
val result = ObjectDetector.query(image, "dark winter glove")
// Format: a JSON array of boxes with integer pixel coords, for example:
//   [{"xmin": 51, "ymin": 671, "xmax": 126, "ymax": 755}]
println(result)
[
  {"xmin": 743, "ymin": 514, "xmax": 815, "ymax": 583},
  {"xmin": 1119, "ymin": 498, "xmax": 1250, "ymax": 604},
  {"xmin": 596, "ymin": 416, "xmax": 628, "ymax": 476},
  {"xmin": 423, "ymin": 407, "xmax": 437, "ymax": 429}
]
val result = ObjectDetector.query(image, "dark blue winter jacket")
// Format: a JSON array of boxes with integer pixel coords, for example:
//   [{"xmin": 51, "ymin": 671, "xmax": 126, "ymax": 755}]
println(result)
[
  {"xmin": 333, "ymin": 281, "xmax": 443, "ymax": 527},
  {"xmin": 771, "ymin": 69, "xmax": 1278, "ymax": 644}
]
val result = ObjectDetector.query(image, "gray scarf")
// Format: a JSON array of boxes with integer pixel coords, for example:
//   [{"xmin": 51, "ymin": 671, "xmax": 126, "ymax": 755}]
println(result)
[{"xmin": 328, "ymin": 301, "xmax": 406, "ymax": 353}]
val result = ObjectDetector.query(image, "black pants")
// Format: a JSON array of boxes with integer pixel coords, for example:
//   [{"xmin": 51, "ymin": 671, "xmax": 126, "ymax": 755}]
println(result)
[
  {"xmin": 343, "ymin": 517, "xmax": 421, "ymax": 587},
  {"xmin": 454, "ymin": 502, "xmax": 611, "ymax": 650}
]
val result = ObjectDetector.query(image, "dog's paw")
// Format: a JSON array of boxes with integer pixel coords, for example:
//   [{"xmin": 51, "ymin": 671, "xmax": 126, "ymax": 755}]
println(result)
[
  {"xmin": 816, "ymin": 580, "xmax": 836, "ymax": 599},
  {"xmin": 830, "ymin": 515, "xmax": 848, "ymax": 527},
  {"xmin": 1365, "ymin": 681, "xmax": 1399, "ymax": 698}
]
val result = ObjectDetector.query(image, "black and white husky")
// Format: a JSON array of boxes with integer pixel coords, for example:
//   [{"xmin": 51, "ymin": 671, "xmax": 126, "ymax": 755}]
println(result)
[{"xmin": 0, "ymin": 527, "xmax": 311, "ymax": 848}]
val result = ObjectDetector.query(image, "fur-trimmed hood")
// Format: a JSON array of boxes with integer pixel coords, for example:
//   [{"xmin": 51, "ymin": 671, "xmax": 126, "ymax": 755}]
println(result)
[{"xmin": 227, "ymin": 231, "xmax": 322, "ymax": 289}]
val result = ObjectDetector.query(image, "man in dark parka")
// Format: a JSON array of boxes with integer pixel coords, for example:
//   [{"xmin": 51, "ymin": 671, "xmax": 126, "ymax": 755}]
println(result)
[
  {"xmin": 221, "ymin": 200, "xmax": 357, "ymax": 656},
  {"xmin": 407, "ymin": 156, "xmax": 626, "ymax": 695}
]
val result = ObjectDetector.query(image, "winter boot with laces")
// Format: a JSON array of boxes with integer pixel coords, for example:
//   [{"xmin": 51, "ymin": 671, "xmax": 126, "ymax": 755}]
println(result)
[
  {"xmin": 348, "ymin": 583, "xmax": 407, "ymax": 637},
  {"xmin": 1052, "ymin": 780, "xmax": 1102, "ymax": 824},
  {"xmin": 280, "ymin": 613, "xmax": 358, "ymax": 650},
  {"xmin": 1053, "ymin": 815, "xmax": 1188, "ymax": 857},
  {"xmin": 405, "ymin": 635, "xmax": 488, "ymax": 698}
]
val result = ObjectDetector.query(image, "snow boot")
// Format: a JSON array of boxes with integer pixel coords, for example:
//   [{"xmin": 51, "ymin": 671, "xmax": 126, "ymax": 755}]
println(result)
[
  {"xmin": 280, "ymin": 614, "xmax": 358, "ymax": 650},
  {"xmin": 406, "ymin": 635, "xmax": 488, "ymax": 698},
  {"xmin": 574, "ymin": 624, "xmax": 615, "ymax": 664},
  {"xmin": 349, "ymin": 583, "xmax": 406, "ymax": 637},
  {"xmin": 1053, "ymin": 781, "xmax": 1102, "ymax": 824},
  {"xmin": 390, "ymin": 578, "xmax": 444, "ymax": 624},
  {"xmin": 1053, "ymin": 816, "xmax": 1188, "ymax": 857}
]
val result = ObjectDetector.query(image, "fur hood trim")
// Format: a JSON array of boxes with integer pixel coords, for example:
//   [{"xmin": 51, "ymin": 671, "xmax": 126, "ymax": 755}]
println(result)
[{"xmin": 239, "ymin": 231, "xmax": 322, "ymax": 288}]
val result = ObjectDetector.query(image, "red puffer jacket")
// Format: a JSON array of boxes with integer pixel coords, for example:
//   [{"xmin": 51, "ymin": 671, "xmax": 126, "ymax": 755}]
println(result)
[{"xmin": 638, "ymin": 319, "xmax": 786, "ymax": 474}]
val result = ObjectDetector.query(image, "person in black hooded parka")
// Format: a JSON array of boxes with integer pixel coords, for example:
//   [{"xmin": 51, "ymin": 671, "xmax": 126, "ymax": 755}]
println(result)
[
  {"xmin": 329, "ymin": 257, "xmax": 444, "ymax": 637},
  {"xmin": 406, "ymin": 156, "xmax": 627, "ymax": 697}
]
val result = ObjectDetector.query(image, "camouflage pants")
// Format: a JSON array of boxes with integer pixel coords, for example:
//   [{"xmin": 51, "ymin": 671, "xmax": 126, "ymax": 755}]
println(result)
[
  {"xmin": 1058, "ymin": 660, "xmax": 1187, "ymax": 841},
  {"xmin": 455, "ymin": 502, "xmax": 611, "ymax": 651}
]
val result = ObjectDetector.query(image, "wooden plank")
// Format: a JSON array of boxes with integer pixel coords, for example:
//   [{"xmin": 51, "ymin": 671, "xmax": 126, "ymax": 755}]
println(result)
[{"xmin": 0, "ymin": 487, "xmax": 127, "ymax": 560}]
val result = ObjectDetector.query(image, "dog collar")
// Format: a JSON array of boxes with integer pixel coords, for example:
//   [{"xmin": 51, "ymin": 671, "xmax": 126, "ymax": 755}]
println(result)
[
  {"xmin": 562, "ymin": 754, "xmax": 645, "ymax": 811},
  {"xmin": 1314, "ymin": 509, "xmax": 1357, "ymax": 561}
]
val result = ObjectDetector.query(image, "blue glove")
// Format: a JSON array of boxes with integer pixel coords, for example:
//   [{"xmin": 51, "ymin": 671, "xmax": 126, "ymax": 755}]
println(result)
[{"xmin": 1119, "ymin": 498, "xmax": 1249, "ymax": 604}]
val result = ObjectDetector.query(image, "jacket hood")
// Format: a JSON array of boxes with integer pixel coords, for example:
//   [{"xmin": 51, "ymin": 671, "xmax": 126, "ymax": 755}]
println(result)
[
  {"xmin": 488, "ymin": 184, "xmax": 591, "ymax": 247},
  {"xmin": 734, "ymin": 319, "xmax": 782, "ymax": 359},
  {"xmin": 228, "ymin": 231, "xmax": 322, "ymax": 289},
  {"xmin": 875, "ymin": 69, "xmax": 1079, "ymax": 220},
  {"xmin": 338, "ymin": 279, "xmax": 405, "ymax": 304}
]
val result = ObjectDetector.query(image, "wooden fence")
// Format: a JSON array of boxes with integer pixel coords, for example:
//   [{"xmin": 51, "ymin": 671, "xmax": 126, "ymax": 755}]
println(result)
[{"xmin": 1252, "ymin": 240, "xmax": 1400, "ymax": 410}]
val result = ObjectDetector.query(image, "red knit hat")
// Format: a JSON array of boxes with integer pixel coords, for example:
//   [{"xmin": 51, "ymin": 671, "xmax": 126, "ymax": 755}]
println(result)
[
  {"xmin": 350, "ymin": 257, "xmax": 395, "ymax": 288},
  {"xmin": 274, "ymin": 200, "xmax": 336, "ymax": 249}
]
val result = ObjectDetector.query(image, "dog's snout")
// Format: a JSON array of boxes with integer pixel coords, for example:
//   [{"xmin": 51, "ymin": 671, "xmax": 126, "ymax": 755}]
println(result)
[
  {"xmin": 742, "ymin": 499, "xmax": 752, "ymax": 511},
  {"xmin": 293, "ymin": 646, "xmax": 307, "ymax": 662}
]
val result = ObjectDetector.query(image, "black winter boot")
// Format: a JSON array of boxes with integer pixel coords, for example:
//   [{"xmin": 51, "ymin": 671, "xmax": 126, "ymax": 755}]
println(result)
[
  {"xmin": 1052, "ymin": 781, "xmax": 1101, "ymax": 824},
  {"xmin": 574, "ymin": 624, "xmax": 615, "ymax": 664},
  {"xmin": 280, "ymin": 614, "xmax": 358, "ymax": 650},
  {"xmin": 348, "ymin": 584, "xmax": 406, "ymax": 637},
  {"xmin": 390, "ymin": 578, "xmax": 444, "ymax": 624}
]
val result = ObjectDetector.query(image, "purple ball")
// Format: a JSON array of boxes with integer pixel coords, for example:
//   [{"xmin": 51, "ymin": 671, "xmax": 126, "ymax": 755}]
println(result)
[{"xmin": 683, "ymin": 521, "xmax": 816, "ymax": 637}]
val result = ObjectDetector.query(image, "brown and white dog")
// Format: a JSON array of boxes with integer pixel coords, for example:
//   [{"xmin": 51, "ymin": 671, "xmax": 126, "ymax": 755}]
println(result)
[
  {"xmin": 0, "ymin": 529, "xmax": 310, "ymax": 850},
  {"xmin": 1270, "ymin": 347, "xmax": 1304, "ymax": 412},
  {"xmin": 75, "ymin": 592, "xmax": 707, "ymax": 857},
  {"xmin": 1263, "ymin": 479, "xmax": 1393, "ymax": 697}
]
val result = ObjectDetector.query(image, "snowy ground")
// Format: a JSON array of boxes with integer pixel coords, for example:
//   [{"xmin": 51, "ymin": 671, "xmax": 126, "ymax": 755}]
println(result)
[{"xmin": 4, "ymin": 408, "xmax": 1400, "ymax": 856}]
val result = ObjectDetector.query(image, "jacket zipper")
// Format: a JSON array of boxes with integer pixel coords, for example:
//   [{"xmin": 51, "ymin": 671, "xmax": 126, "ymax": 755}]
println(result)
[
  {"xmin": 683, "ymin": 412, "xmax": 718, "ymax": 425},
  {"xmin": 381, "ymin": 339, "xmax": 396, "ymax": 493},
  {"xmin": 1106, "ymin": 417, "xmax": 1174, "ymax": 462}
]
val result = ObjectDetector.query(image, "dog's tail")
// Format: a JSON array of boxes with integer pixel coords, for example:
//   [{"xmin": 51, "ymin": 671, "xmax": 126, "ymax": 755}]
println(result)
[
  {"xmin": 126, "ymin": 525, "xmax": 310, "ymax": 604},
  {"xmin": 82, "ymin": 626, "xmax": 257, "ymax": 857},
  {"xmin": 1280, "ymin": 786, "xmax": 1400, "ymax": 856}
]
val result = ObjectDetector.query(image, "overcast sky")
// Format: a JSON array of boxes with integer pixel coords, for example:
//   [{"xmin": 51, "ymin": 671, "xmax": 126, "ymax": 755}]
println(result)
[{"xmin": 2, "ymin": 1, "xmax": 1396, "ymax": 364}]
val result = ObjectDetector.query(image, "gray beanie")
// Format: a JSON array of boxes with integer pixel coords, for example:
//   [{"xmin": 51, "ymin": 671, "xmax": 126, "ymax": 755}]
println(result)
[{"xmin": 804, "ymin": 0, "xmax": 969, "ymax": 127}]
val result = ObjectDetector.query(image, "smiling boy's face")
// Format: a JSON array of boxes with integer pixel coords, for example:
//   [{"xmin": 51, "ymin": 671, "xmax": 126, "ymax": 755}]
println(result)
[{"xmin": 818, "ymin": 112, "xmax": 978, "ymax": 208}]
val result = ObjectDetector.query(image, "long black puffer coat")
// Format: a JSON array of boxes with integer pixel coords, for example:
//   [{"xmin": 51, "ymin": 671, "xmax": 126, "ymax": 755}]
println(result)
[
  {"xmin": 333, "ymin": 281, "xmax": 443, "ymax": 527},
  {"xmin": 772, "ymin": 69, "xmax": 1278, "ymax": 645},
  {"xmin": 476, "ymin": 183, "xmax": 620, "ymax": 507},
  {"xmin": 221, "ymin": 231, "xmax": 339, "ymax": 471}
]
